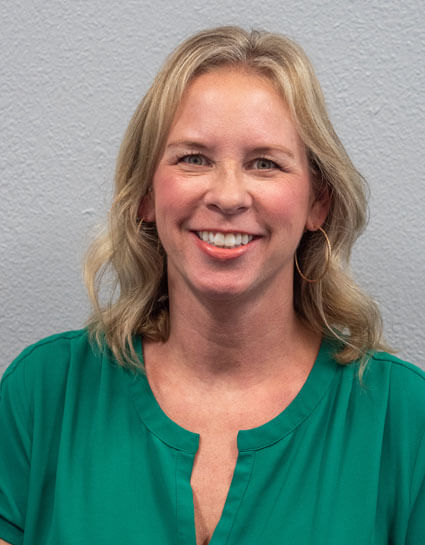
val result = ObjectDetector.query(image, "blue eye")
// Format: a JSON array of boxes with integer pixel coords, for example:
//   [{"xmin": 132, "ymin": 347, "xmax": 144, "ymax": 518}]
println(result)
[
  {"xmin": 253, "ymin": 158, "xmax": 279, "ymax": 170},
  {"xmin": 180, "ymin": 154, "xmax": 207, "ymax": 166}
]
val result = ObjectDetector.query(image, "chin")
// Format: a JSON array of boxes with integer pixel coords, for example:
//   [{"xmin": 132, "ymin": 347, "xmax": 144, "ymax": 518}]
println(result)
[{"xmin": 191, "ymin": 277, "xmax": 258, "ymax": 302}]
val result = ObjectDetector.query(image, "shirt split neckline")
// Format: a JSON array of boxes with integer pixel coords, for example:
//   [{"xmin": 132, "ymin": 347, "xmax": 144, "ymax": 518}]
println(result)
[{"xmin": 129, "ymin": 336, "xmax": 339, "ymax": 453}]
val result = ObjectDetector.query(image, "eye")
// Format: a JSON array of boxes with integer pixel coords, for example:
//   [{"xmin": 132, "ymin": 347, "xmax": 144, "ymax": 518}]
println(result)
[
  {"xmin": 252, "ymin": 157, "xmax": 280, "ymax": 170},
  {"xmin": 179, "ymin": 153, "xmax": 208, "ymax": 166}
]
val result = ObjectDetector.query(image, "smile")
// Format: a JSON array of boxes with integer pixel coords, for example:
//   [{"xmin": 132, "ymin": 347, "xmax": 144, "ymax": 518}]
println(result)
[{"xmin": 196, "ymin": 231, "xmax": 254, "ymax": 249}]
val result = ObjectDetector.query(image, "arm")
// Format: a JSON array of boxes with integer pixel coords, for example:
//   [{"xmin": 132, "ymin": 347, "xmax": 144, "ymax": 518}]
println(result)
[
  {"xmin": 406, "ymin": 429, "xmax": 425, "ymax": 544},
  {"xmin": 0, "ymin": 357, "xmax": 31, "ymax": 544}
]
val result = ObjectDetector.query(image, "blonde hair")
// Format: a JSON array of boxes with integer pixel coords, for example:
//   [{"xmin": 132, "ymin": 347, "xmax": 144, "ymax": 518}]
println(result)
[{"xmin": 84, "ymin": 26, "xmax": 388, "ymax": 373}]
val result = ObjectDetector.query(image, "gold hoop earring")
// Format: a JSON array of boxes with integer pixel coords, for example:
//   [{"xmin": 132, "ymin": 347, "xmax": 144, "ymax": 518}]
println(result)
[{"xmin": 294, "ymin": 226, "xmax": 331, "ymax": 283}]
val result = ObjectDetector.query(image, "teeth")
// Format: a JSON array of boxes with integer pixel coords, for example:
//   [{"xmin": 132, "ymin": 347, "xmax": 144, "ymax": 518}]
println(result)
[
  {"xmin": 224, "ymin": 234, "xmax": 235, "ymax": 247},
  {"xmin": 197, "ymin": 231, "xmax": 254, "ymax": 248},
  {"xmin": 213, "ymin": 232, "xmax": 225, "ymax": 247}
]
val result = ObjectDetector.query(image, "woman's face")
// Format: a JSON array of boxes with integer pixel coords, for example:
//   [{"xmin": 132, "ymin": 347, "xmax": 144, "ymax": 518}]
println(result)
[{"xmin": 144, "ymin": 67, "xmax": 328, "ymax": 302}]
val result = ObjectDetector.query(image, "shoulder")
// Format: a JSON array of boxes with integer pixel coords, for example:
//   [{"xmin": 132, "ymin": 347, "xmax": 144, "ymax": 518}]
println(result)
[
  {"xmin": 370, "ymin": 350, "xmax": 425, "ymax": 377},
  {"xmin": 0, "ymin": 329, "xmax": 128, "ymax": 439},
  {"xmin": 1, "ymin": 329, "xmax": 101, "ymax": 399},
  {"xmin": 365, "ymin": 350, "xmax": 425, "ymax": 397},
  {"xmin": 354, "ymin": 350, "xmax": 425, "ymax": 438},
  {"xmin": 329, "ymin": 346, "xmax": 425, "ymax": 437}
]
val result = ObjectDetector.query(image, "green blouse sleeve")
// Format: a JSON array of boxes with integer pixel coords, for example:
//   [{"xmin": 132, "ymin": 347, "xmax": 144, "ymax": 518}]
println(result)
[
  {"xmin": 0, "ymin": 355, "xmax": 32, "ymax": 545},
  {"xmin": 406, "ymin": 427, "xmax": 425, "ymax": 544}
]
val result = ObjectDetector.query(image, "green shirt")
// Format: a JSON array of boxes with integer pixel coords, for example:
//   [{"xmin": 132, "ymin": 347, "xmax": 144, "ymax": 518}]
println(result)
[{"xmin": 1, "ymin": 329, "xmax": 425, "ymax": 544}]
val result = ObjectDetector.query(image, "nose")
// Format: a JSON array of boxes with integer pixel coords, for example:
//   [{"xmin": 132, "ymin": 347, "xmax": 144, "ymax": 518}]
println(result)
[{"xmin": 204, "ymin": 162, "xmax": 252, "ymax": 215}]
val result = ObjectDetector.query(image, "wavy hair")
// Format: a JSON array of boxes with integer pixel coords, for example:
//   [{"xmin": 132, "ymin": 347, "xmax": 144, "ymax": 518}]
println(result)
[{"xmin": 84, "ymin": 26, "xmax": 388, "ymax": 374}]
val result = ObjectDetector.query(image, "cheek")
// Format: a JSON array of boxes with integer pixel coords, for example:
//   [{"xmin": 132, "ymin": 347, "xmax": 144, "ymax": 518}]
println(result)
[
  {"xmin": 264, "ymin": 184, "xmax": 312, "ymax": 224},
  {"xmin": 152, "ymin": 170, "xmax": 200, "ymax": 224},
  {"xmin": 153, "ymin": 170, "xmax": 179, "ymax": 212}
]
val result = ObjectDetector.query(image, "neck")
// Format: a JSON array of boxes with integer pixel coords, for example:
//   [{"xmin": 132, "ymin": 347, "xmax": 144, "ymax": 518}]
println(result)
[{"xmin": 148, "ymin": 279, "xmax": 320, "ymax": 391}]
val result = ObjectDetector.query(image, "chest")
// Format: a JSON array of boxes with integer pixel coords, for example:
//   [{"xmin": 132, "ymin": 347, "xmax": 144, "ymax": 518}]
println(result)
[
  {"xmin": 27, "ymin": 357, "xmax": 412, "ymax": 545},
  {"xmin": 29, "ymin": 403, "xmax": 405, "ymax": 545}
]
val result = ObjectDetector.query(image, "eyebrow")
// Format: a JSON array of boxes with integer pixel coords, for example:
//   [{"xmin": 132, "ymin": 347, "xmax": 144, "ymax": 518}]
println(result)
[
  {"xmin": 247, "ymin": 146, "xmax": 295, "ymax": 160},
  {"xmin": 166, "ymin": 141, "xmax": 296, "ymax": 160},
  {"xmin": 166, "ymin": 141, "xmax": 210, "ymax": 151}
]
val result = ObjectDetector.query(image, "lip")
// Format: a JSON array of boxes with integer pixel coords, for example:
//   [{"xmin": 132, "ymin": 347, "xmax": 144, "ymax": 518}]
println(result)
[
  {"xmin": 192, "ymin": 228, "xmax": 259, "ymax": 236},
  {"xmin": 191, "ymin": 231, "xmax": 258, "ymax": 260}
]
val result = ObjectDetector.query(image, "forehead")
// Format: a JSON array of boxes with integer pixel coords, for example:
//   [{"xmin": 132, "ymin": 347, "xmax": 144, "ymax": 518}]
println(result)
[{"xmin": 166, "ymin": 67, "xmax": 302, "ymax": 151}]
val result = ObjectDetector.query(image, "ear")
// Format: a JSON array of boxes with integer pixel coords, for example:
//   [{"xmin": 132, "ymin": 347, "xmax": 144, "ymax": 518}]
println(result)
[
  {"xmin": 137, "ymin": 188, "xmax": 155, "ymax": 222},
  {"xmin": 305, "ymin": 188, "xmax": 330, "ymax": 231}
]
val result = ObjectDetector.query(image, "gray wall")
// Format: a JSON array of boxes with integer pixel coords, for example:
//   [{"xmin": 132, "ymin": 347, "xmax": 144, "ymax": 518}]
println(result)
[{"xmin": 1, "ymin": 0, "xmax": 424, "ymax": 374}]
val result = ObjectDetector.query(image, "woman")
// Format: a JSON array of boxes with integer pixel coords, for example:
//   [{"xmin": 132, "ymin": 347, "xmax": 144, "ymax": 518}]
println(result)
[{"xmin": 1, "ymin": 26, "xmax": 424, "ymax": 545}]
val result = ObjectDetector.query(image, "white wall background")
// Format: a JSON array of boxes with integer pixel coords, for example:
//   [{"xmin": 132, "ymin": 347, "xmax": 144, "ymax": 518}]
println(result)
[{"xmin": 1, "ymin": 0, "xmax": 424, "ymax": 374}]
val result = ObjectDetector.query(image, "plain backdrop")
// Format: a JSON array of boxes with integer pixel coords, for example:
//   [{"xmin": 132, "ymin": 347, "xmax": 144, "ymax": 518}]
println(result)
[{"xmin": 1, "ymin": 0, "xmax": 424, "ymax": 374}]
